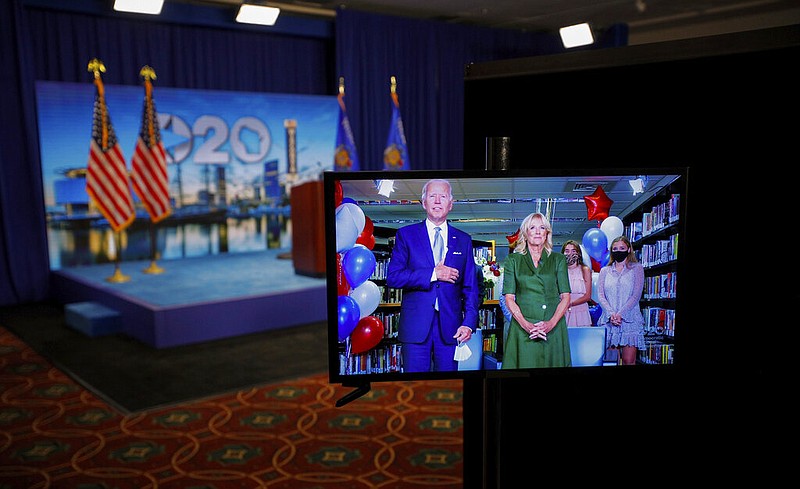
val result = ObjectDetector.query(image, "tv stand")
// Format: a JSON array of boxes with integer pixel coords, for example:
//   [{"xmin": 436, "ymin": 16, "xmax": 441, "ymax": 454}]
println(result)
[{"xmin": 335, "ymin": 382, "xmax": 371, "ymax": 407}]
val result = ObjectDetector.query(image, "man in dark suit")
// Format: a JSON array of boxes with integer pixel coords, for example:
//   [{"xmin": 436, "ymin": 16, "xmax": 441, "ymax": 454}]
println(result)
[{"xmin": 386, "ymin": 179, "xmax": 480, "ymax": 372}]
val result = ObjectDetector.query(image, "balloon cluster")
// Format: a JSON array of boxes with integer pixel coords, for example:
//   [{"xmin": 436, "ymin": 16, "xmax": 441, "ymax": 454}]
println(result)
[
  {"xmin": 334, "ymin": 180, "xmax": 385, "ymax": 355},
  {"xmin": 581, "ymin": 186, "xmax": 624, "ymax": 270},
  {"xmin": 581, "ymin": 185, "xmax": 625, "ymax": 312}
]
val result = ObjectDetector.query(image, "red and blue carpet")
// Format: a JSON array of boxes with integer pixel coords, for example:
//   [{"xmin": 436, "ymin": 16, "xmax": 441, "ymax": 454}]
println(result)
[{"xmin": 0, "ymin": 327, "xmax": 464, "ymax": 488}]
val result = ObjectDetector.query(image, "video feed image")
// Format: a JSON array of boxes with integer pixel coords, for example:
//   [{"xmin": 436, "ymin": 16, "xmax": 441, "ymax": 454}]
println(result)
[{"xmin": 327, "ymin": 169, "xmax": 686, "ymax": 382}]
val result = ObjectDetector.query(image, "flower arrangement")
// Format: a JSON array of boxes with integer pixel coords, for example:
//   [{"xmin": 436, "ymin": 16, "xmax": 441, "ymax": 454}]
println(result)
[{"xmin": 475, "ymin": 256, "xmax": 503, "ymax": 300}]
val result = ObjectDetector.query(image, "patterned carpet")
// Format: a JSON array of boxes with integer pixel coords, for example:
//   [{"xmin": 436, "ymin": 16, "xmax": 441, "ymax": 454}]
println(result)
[{"xmin": 0, "ymin": 326, "xmax": 464, "ymax": 488}]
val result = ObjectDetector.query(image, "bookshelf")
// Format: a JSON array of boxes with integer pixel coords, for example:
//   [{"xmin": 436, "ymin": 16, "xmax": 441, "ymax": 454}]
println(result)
[
  {"xmin": 473, "ymin": 240, "xmax": 504, "ymax": 366},
  {"xmin": 623, "ymin": 177, "xmax": 683, "ymax": 365}
]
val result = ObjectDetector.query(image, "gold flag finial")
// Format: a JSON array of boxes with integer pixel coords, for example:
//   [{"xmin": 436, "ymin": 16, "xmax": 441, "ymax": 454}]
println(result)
[
  {"xmin": 140, "ymin": 65, "xmax": 157, "ymax": 81},
  {"xmin": 139, "ymin": 66, "xmax": 158, "ymax": 144},
  {"xmin": 390, "ymin": 76, "xmax": 397, "ymax": 94},
  {"xmin": 87, "ymin": 58, "xmax": 106, "ymax": 79},
  {"xmin": 339, "ymin": 76, "xmax": 345, "ymax": 96}
]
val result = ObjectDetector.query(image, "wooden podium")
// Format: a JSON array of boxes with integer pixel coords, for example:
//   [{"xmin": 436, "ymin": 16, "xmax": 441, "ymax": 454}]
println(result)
[{"xmin": 290, "ymin": 180, "xmax": 326, "ymax": 277}]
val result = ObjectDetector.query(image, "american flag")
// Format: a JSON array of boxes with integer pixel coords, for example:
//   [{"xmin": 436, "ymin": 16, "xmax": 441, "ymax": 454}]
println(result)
[
  {"xmin": 130, "ymin": 66, "xmax": 171, "ymax": 223},
  {"xmin": 86, "ymin": 62, "xmax": 135, "ymax": 232}
]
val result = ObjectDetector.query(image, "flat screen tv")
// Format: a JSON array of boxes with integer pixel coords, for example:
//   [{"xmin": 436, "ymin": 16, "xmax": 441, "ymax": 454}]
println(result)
[{"xmin": 324, "ymin": 167, "xmax": 688, "ymax": 401}]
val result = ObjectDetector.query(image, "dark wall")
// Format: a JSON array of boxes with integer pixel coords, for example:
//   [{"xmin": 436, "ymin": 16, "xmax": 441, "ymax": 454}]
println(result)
[{"xmin": 462, "ymin": 26, "xmax": 797, "ymax": 485}]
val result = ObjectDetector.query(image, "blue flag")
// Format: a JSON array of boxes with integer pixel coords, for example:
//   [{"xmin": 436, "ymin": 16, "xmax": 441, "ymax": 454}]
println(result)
[
  {"xmin": 334, "ymin": 91, "xmax": 360, "ymax": 171},
  {"xmin": 383, "ymin": 91, "xmax": 409, "ymax": 170}
]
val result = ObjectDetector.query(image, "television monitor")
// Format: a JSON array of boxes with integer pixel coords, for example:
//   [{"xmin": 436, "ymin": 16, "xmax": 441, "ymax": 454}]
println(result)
[{"xmin": 324, "ymin": 167, "xmax": 688, "ymax": 399}]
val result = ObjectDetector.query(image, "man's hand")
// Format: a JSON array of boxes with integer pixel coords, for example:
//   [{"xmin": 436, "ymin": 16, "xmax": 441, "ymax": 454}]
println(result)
[
  {"xmin": 435, "ymin": 262, "xmax": 459, "ymax": 283},
  {"xmin": 453, "ymin": 326, "xmax": 472, "ymax": 343}
]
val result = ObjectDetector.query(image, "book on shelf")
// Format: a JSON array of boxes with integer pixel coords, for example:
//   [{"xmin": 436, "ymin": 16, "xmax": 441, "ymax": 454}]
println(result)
[
  {"xmin": 641, "ymin": 193, "xmax": 681, "ymax": 238},
  {"xmin": 340, "ymin": 342, "xmax": 402, "ymax": 375},
  {"xmin": 639, "ymin": 340, "xmax": 674, "ymax": 365},
  {"xmin": 482, "ymin": 332, "xmax": 498, "ymax": 354},
  {"xmin": 644, "ymin": 271, "xmax": 677, "ymax": 299},
  {"xmin": 640, "ymin": 233, "xmax": 678, "ymax": 267},
  {"xmin": 642, "ymin": 306, "xmax": 676, "ymax": 336}
]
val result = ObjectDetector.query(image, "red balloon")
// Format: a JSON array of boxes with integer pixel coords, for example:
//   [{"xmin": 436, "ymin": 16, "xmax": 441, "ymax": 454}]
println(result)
[
  {"xmin": 355, "ymin": 215, "xmax": 376, "ymax": 249},
  {"xmin": 335, "ymin": 180, "xmax": 343, "ymax": 207},
  {"xmin": 362, "ymin": 215, "xmax": 374, "ymax": 237},
  {"xmin": 584, "ymin": 186, "xmax": 613, "ymax": 222},
  {"xmin": 350, "ymin": 316, "xmax": 385, "ymax": 354},
  {"xmin": 337, "ymin": 253, "xmax": 350, "ymax": 296},
  {"xmin": 506, "ymin": 229, "xmax": 520, "ymax": 247},
  {"xmin": 590, "ymin": 257, "xmax": 602, "ymax": 272},
  {"xmin": 356, "ymin": 233, "xmax": 376, "ymax": 250}
]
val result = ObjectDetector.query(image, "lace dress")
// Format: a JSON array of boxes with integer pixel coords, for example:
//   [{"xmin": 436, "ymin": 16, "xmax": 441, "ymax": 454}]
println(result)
[
  {"xmin": 564, "ymin": 265, "xmax": 593, "ymax": 327},
  {"xmin": 597, "ymin": 262, "xmax": 646, "ymax": 349}
]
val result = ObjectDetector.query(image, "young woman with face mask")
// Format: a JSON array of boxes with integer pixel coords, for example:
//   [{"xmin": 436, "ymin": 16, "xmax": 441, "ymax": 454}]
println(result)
[
  {"xmin": 561, "ymin": 240, "xmax": 594, "ymax": 327},
  {"xmin": 596, "ymin": 235, "xmax": 645, "ymax": 365}
]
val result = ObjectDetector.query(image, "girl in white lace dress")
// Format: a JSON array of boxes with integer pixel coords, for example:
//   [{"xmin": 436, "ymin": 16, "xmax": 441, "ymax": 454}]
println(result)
[{"xmin": 596, "ymin": 236, "xmax": 645, "ymax": 365}]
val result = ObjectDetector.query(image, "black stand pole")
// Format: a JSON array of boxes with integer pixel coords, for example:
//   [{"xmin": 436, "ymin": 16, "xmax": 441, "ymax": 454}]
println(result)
[
  {"xmin": 335, "ymin": 383, "xmax": 371, "ymax": 407},
  {"xmin": 485, "ymin": 136, "xmax": 511, "ymax": 171},
  {"xmin": 463, "ymin": 376, "xmax": 498, "ymax": 489},
  {"xmin": 462, "ymin": 140, "xmax": 514, "ymax": 488}
]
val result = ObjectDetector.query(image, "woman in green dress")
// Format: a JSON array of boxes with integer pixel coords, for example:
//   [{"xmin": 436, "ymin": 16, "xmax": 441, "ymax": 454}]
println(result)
[{"xmin": 501, "ymin": 212, "xmax": 572, "ymax": 369}]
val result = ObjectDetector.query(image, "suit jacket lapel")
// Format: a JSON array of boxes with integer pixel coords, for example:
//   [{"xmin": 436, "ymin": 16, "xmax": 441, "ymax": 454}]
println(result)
[{"xmin": 418, "ymin": 221, "xmax": 435, "ymax": 266}]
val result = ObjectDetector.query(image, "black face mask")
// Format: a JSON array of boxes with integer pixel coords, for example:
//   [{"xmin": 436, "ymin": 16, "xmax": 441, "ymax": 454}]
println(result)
[{"xmin": 611, "ymin": 250, "xmax": 628, "ymax": 263}]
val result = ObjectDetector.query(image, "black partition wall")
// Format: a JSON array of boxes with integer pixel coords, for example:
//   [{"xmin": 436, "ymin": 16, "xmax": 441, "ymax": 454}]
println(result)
[{"xmin": 462, "ymin": 25, "xmax": 798, "ymax": 486}]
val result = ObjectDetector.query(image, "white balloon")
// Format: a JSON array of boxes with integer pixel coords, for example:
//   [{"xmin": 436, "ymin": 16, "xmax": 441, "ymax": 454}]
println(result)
[
  {"xmin": 600, "ymin": 216, "xmax": 624, "ymax": 249},
  {"xmin": 580, "ymin": 243, "xmax": 590, "ymax": 268},
  {"xmin": 349, "ymin": 280, "xmax": 382, "ymax": 318},
  {"xmin": 335, "ymin": 203, "xmax": 365, "ymax": 252},
  {"xmin": 339, "ymin": 203, "xmax": 366, "ymax": 235}
]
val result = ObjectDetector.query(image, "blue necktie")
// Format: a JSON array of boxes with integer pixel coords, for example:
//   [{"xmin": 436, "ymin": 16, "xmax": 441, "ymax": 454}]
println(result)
[
  {"xmin": 433, "ymin": 226, "xmax": 444, "ymax": 264},
  {"xmin": 433, "ymin": 226, "xmax": 443, "ymax": 310}
]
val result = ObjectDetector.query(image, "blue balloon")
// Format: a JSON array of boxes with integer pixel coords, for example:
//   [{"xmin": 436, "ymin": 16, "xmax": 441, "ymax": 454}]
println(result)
[
  {"xmin": 341, "ymin": 197, "xmax": 356, "ymax": 205},
  {"xmin": 582, "ymin": 227, "xmax": 608, "ymax": 263},
  {"xmin": 338, "ymin": 295, "xmax": 361, "ymax": 341},
  {"xmin": 342, "ymin": 244, "xmax": 376, "ymax": 289},
  {"xmin": 598, "ymin": 248, "xmax": 610, "ymax": 266},
  {"xmin": 589, "ymin": 304, "xmax": 603, "ymax": 326}
]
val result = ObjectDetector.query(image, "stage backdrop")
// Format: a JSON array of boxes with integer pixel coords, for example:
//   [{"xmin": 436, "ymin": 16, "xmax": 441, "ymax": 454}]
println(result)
[{"xmin": 35, "ymin": 81, "xmax": 338, "ymax": 270}]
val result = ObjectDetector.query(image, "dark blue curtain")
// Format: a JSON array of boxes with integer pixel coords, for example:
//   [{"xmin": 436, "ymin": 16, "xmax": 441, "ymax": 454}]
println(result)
[
  {"xmin": 0, "ymin": 0, "xmax": 626, "ymax": 306},
  {"xmin": 0, "ymin": 0, "xmax": 333, "ymax": 306},
  {"xmin": 335, "ymin": 9, "xmax": 620, "ymax": 171},
  {"xmin": 24, "ymin": 7, "xmax": 333, "ymax": 91},
  {"xmin": 0, "ymin": 0, "xmax": 50, "ymax": 306}
]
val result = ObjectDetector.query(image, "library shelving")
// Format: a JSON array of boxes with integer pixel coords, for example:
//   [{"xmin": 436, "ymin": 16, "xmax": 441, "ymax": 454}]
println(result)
[
  {"xmin": 338, "ymin": 233, "xmax": 504, "ymax": 374},
  {"xmin": 623, "ymin": 177, "xmax": 683, "ymax": 365}
]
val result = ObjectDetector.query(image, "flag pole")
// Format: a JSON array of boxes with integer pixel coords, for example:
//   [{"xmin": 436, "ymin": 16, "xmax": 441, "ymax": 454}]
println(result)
[
  {"xmin": 138, "ymin": 65, "xmax": 166, "ymax": 275},
  {"xmin": 106, "ymin": 231, "xmax": 130, "ymax": 283},
  {"xmin": 143, "ymin": 223, "xmax": 164, "ymax": 274},
  {"xmin": 86, "ymin": 59, "xmax": 131, "ymax": 283}
]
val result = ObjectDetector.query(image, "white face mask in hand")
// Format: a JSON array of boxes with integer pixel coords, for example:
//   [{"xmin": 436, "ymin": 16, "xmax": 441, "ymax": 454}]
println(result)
[{"xmin": 454, "ymin": 341, "xmax": 472, "ymax": 361}]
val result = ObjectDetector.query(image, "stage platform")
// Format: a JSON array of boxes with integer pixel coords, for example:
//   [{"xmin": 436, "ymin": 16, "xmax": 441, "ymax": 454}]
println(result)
[{"xmin": 50, "ymin": 249, "xmax": 328, "ymax": 348}]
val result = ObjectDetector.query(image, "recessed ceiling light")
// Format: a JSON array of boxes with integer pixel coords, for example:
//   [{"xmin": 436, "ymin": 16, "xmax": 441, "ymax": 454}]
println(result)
[
  {"xmin": 236, "ymin": 4, "xmax": 281, "ymax": 26},
  {"xmin": 559, "ymin": 23, "xmax": 594, "ymax": 48},
  {"xmin": 113, "ymin": 0, "xmax": 164, "ymax": 15}
]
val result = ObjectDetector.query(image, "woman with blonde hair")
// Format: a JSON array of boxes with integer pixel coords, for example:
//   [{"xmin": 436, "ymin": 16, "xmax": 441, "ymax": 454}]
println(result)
[
  {"xmin": 596, "ymin": 235, "xmax": 645, "ymax": 365},
  {"xmin": 501, "ymin": 212, "xmax": 572, "ymax": 369}
]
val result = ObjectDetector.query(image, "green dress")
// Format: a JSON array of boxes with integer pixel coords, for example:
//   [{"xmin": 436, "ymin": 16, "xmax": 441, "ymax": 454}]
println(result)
[{"xmin": 501, "ymin": 250, "xmax": 572, "ymax": 369}]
